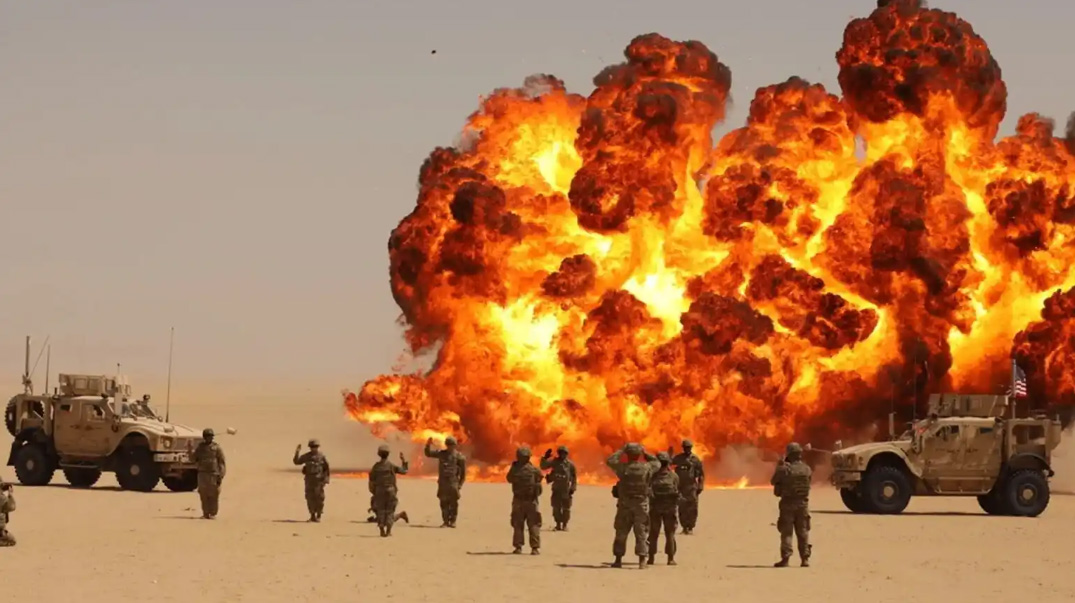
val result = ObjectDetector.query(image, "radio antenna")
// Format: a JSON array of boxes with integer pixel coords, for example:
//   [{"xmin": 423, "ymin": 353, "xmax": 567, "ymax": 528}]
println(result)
[{"xmin": 165, "ymin": 327, "xmax": 174, "ymax": 422}]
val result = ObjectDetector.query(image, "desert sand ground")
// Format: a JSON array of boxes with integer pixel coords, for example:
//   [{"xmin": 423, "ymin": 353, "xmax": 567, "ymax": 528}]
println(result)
[{"xmin": 3, "ymin": 395, "xmax": 1074, "ymax": 603}]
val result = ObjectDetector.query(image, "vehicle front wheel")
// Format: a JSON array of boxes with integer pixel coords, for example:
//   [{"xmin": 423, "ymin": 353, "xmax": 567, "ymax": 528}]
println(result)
[
  {"xmin": 116, "ymin": 448, "xmax": 161, "ymax": 492},
  {"xmin": 162, "ymin": 471, "xmax": 198, "ymax": 492},
  {"xmin": 839, "ymin": 487, "xmax": 871, "ymax": 513},
  {"xmin": 861, "ymin": 465, "xmax": 912, "ymax": 514},
  {"xmin": 1002, "ymin": 469, "xmax": 1050, "ymax": 517},
  {"xmin": 14, "ymin": 443, "xmax": 55, "ymax": 486},
  {"xmin": 63, "ymin": 467, "xmax": 103, "ymax": 488},
  {"xmin": 4, "ymin": 399, "xmax": 16, "ymax": 436}
]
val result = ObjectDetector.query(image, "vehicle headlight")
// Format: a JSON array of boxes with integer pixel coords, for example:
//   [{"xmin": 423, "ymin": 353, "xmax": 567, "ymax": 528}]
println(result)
[{"xmin": 162, "ymin": 438, "xmax": 173, "ymax": 449}]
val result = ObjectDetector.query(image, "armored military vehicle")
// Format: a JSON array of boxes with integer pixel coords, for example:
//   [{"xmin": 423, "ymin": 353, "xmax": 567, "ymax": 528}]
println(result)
[
  {"xmin": 827, "ymin": 393, "xmax": 1062, "ymax": 517},
  {"xmin": 5, "ymin": 339, "xmax": 202, "ymax": 492}
]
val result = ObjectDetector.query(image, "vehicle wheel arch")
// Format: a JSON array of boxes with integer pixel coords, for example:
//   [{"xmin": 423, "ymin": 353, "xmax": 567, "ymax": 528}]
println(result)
[{"xmin": 1006, "ymin": 453, "xmax": 1053, "ymax": 477}]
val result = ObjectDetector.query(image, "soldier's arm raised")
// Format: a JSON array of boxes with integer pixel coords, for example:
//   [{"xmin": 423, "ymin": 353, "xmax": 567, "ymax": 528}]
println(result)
[
  {"xmin": 539, "ymin": 457, "xmax": 553, "ymax": 470},
  {"xmin": 397, "ymin": 453, "xmax": 409, "ymax": 474},
  {"xmin": 292, "ymin": 446, "xmax": 303, "ymax": 465},
  {"xmin": 423, "ymin": 438, "xmax": 437, "ymax": 458},
  {"xmin": 605, "ymin": 448, "xmax": 624, "ymax": 471}
]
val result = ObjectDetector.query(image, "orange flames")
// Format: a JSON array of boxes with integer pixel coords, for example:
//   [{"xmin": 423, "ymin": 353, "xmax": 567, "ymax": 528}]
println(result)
[{"xmin": 344, "ymin": 0, "xmax": 1075, "ymax": 482}]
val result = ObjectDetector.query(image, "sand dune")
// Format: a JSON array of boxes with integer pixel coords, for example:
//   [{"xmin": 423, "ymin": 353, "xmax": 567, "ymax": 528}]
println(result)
[{"xmin": 2, "ymin": 398, "xmax": 1073, "ymax": 603}]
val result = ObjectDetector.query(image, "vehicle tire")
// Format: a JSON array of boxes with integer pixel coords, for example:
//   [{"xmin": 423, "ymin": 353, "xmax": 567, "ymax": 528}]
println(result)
[
  {"xmin": 162, "ymin": 471, "xmax": 198, "ymax": 492},
  {"xmin": 116, "ymin": 448, "xmax": 161, "ymax": 492},
  {"xmin": 861, "ymin": 465, "xmax": 912, "ymax": 514},
  {"xmin": 4, "ymin": 399, "xmax": 16, "ymax": 436},
  {"xmin": 63, "ymin": 467, "xmax": 103, "ymax": 488},
  {"xmin": 13, "ymin": 443, "xmax": 55, "ymax": 486},
  {"xmin": 977, "ymin": 492, "xmax": 1007, "ymax": 515},
  {"xmin": 839, "ymin": 487, "xmax": 870, "ymax": 513},
  {"xmin": 1002, "ymin": 469, "xmax": 1050, "ymax": 517}
]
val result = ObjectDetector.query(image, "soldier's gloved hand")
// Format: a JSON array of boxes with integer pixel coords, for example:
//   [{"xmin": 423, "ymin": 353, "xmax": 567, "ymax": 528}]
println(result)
[{"xmin": 543, "ymin": 449, "xmax": 552, "ymax": 459}]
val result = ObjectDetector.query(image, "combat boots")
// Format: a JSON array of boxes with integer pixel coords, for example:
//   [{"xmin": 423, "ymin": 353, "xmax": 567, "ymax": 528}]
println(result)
[
  {"xmin": 801, "ymin": 557, "xmax": 810, "ymax": 567},
  {"xmin": 774, "ymin": 556, "xmax": 790, "ymax": 567},
  {"xmin": 513, "ymin": 546, "xmax": 523, "ymax": 554},
  {"xmin": 637, "ymin": 556, "xmax": 646, "ymax": 570},
  {"xmin": 667, "ymin": 554, "xmax": 676, "ymax": 566},
  {"xmin": 531, "ymin": 548, "xmax": 540, "ymax": 555},
  {"xmin": 611, "ymin": 555, "xmax": 623, "ymax": 568},
  {"xmin": 647, "ymin": 554, "xmax": 655, "ymax": 565},
  {"xmin": 396, "ymin": 511, "xmax": 409, "ymax": 524}
]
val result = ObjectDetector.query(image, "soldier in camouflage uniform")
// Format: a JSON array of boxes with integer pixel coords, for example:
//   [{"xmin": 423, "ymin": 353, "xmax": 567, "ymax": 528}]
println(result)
[
  {"xmin": 671, "ymin": 439, "xmax": 704, "ymax": 534},
  {"xmin": 424, "ymin": 436, "xmax": 467, "ymax": 527},
  {"xmin": 770, "ymin": 442, "xmax": 812, "ymax": 567},
  {"xmin": 188, "ymin": 428, "xmax": 226, "ymax": 519},
  {"xmin": 540, "ymin": 445, "xmax": 577, "ymax": 531},
  {"xmin": 0, "ymin": 483, "xmax": 16, "ymax": 547},
  {"xmin": 368, "ymin": 444, "xmax": 410, "ymax": 536},
  {"xmin": 647, "ymin": 451, "xmax": 680, "ymax": 566},
  {"xmin": 606, "ymin": 442, "xmax": 659, "ymax": 569},
  {"xmin": 507, "ymin": 446, "xmax": 543, "ymax": 555},
  {"xmin": 293, "ymin": 439, "xmax": 331, "ymax": 522}
]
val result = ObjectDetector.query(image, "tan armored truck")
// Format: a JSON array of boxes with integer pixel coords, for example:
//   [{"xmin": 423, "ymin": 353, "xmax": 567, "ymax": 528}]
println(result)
[
  {"xmin": 5, "ymin": 371, "xmax": 203, "ymax": 492},
  {"xmin": 827, "ymin": 393, "xmax": 1062, "ymax": 517}
]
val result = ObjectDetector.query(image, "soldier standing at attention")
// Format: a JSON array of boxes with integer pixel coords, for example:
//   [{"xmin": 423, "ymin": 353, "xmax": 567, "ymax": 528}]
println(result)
[
  {"xmin": 0, "ymin": 482, "xmax": 16, "ymax": 546},
  {"xmin": 540, "ymin": 445, "xmax": 577, "ymax": 531},
  {"xmin": 771, "ymin": 442, "xmax": 812, "ymax": 567},
  {"xmin": 606, "ymin": 443, "xmax": 658, "ymax": 569},
  {"xmin": 671, "ymin": 439, "xmax": 704, "ymax": 534},
  {"xmin": 293, "ymin": 439, "xmax": 330, "ymax": 522},
  {"xmin": 189, "ymin": 428, "xmax": 226, "ymax": 519},
  {"xmin": 424, "ymin": 436, "xmax": 466, "ymax": 527},
  {"xmin": 368, "ymin": 444, "xmax": 410, "ymax": 536},
  {"xmin": 507, "ymin": 446, "xmax": 543, "ymax": 555},
  {"xmin": 647, "ymin": 452, "xmax": 680, "ymax": 566}
]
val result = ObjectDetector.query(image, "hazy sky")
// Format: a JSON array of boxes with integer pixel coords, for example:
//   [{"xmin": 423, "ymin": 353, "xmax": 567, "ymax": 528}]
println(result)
[{"xmin": 1, "ymin": 0, "xmax": 1071, "ymax": 397}]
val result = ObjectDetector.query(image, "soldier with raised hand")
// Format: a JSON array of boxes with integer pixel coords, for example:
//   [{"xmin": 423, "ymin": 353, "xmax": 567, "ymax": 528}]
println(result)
[
  {"xmin": 0, "ymin": 482, "xmax": 16, "ymax": 547},
  {"xmin": 606, "ymin": 442, "xmax": 659, "ymax": 569},
  {"xmin": 647, "ymin": 452, "xmax": 680, "ymax": 566},
  {"xmin": 507, "ymin": 446, "xmax": 543, "ymax": 555},
  {"xmin": 771, "ymin": 442, "xmax": 812, "ymax": 567},
  {"xmin": 424, "ymin": 435, "xmax": 466, "ymax": 527},
  {"xmin": 188, "ymin": 428, "xmax": 226, "ymax": 519},
  {"xmin": 368, "ymin": 444, "xmax": 410, "ymax": 537},
  {"xmin": 671, "ymin": 439, "xmax": 705, "ymax": 534},
  {"xmin": 293, "ymin": 439, "xmax": 331, "ymax": 522},
  {"xmin": 540, "ymin": 445, "xmax": 577, "ymax": 531}
]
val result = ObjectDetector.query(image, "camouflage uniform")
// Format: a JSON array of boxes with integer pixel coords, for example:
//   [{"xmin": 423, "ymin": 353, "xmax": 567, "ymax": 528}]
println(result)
[
  {"xmin": 191, "ymin": 428, "xmax": 226, "ymax": 519},
  {"xmin": 0, "ymin": 485, "xmax": 16, "ymax": 547},
  {"xmin": 424, "ymin": 436, "xmax": 466, "ymax": 527},
  {"xmin": 647, "ymin": 452, "xmax": 680, "ymax": 565},
  {"xmin": 606, "ymin": 443, "xmax": 659, "ymax": 569},
  {"xmin": 369, "ymin": 444, "xmax": 410, "ymax": 536},
  {"xmin": 293, "ymin": 439, "xmax": 330, "ymax": 522},
  {"xmin": 540, "ymin": 445, "xmax": 577, "ymax": 531},
  {"xmin": 507, "ymin": 447, "xmax": 543, "ymax": 554},
  {"xmin": 771, "ymin": 442, "xmax": 812, "ymax": 567},
  {"xmin": 672, "ymin": 439, "xmax": 704, "ymax": 534}
]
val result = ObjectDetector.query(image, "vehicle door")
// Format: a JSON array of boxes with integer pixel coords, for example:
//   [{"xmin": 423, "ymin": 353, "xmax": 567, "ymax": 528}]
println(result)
[
  {"xmin": 79, "ymin": 400, "xmax": 115, "ymax": 456},
  {"xmin": 52, "ymin": 401, "xmax": 83, "ymax": 453},
  {"xmin": 921, "ymin": 424, "xmax": 963, "ymax": 487},
  {"xmin": 959, "ymin": 423, "xmax": 1002, "ymax": 488}
]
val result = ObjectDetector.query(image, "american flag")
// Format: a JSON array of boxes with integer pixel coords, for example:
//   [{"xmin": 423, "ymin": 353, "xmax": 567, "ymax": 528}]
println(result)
[{"xmin": 1008, "ymin": 361, "xmax": 1027, "ymax": 398}]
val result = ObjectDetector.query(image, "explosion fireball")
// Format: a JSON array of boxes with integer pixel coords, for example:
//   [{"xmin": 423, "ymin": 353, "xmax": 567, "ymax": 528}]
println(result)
[{"xmin": 344, "ymin": 0, "xmax": 1075, "ymax": 483}]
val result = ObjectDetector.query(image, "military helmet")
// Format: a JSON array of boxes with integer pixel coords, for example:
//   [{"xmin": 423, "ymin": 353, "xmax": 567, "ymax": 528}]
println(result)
[
  {"xmin": 682, "ymin": 438, "xmax": 693, "ymax": 448},
  {"xmin": 516, "ymin": 446, "xmax": 531, "ymax": 459},
  {"xmin": 445, "ymin": 435, "xmax": 457, "ymax": 446},
  {"xmin": 309, "ymin": 439, "xmax": 320, "ymax": 448},
  {"xmin": 785, "ymin": 442, "xmax": 803, "ymax": 459},
  {"xmin": 656, "ymin": 451, "xmax": 671, "ymax": 463},
  {"xmin": 624, "ymin": 442, "xmax": 643, "ymax": 456},
  {"xmin": 556, "ymin": 445, "xmax": 568, "ymax": 454},
  {"xmin": 202, "ymin": 428, "xmax": 214, "ymax": 438},
  {"xmin": 377, "ymin": 444, "xmax": 390, "ymax": 455}
]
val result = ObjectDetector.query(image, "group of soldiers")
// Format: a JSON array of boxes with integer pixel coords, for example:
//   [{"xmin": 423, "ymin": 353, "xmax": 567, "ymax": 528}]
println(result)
[{"xmin": 7, "ymin": 427, "xmax": 809, "ymax": 568}]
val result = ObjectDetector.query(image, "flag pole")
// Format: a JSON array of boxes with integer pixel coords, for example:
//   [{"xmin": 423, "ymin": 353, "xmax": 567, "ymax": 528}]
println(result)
[{"xmin": 1010, "ymin": 359, "xmax": 1016, "ymax": 419}]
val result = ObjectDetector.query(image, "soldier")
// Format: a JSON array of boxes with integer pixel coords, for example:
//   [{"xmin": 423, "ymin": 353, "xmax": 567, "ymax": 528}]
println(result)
[
  {"xmin": 540, "ymin": 445, "xmax": 577, "ymax": 531},
  {"xmin": 293, "ymin": 439, "xmax": 331, "ymax": 522},
  {"xmin": 368, "ymin": 444, "xmax": 410, "ymax": 536},
  {"xmin": 671, "ymin": 439, "xmax": 704, "ymax": 534},
  {"xmin": 647, "ymin": 451, "xmax": 679, "ymax": 566},
  {"xmin": 507, "ymin": 446, "xmax": 543, "ymax": 555},
  {"xmin": 424, "ymin": 435, "xmax": 466, "ymax": 527},
  {"xmin": 0, "ymin": 482, "xmax": 15, "ymax": 547},
  {"xmin": 606, "ymin": 443, "xmax": 659, "ymax": 569},
  {"xmin": 188, "ymin": 428, "xmax": 226, "ymax": 519},
  {"xmin": 770, "ymin": 442, "xmax": 812, "ymax": 567}
]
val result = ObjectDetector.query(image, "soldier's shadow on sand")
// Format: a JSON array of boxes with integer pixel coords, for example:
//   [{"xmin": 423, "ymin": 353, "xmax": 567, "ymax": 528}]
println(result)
[
  {"xmin": 555, "ymin": 563, "xmax": 614, "ymax": 569},
  {"xmin": 466, "ymin": 551, "xmax": 518, "ymax": 556},
  {"xmin": 812, "ymin": 510, "xmax": 989, "ymax": 518},
  {"xmin": 727, "ymin": 564, "xmax": 780, "ymax": 569},
  {"xmin": 45, "ymin": 484, "xmax": 128, "ymax": 492}
]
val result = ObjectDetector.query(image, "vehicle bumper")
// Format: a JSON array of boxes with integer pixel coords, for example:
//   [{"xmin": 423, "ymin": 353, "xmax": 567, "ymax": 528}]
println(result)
[
  {"xmin": 153, "ymin": 451, "xmax": 192, "ymax": 464},
  {"xmin": 830, "ymin": 470, "xmax": 863, "ymax": 488}
]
